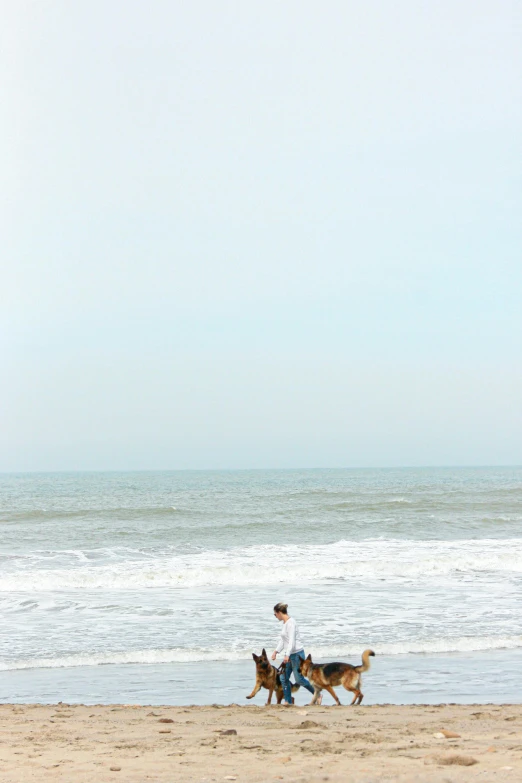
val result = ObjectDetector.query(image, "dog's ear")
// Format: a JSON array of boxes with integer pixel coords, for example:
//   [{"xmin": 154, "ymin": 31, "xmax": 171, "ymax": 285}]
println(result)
[
  {"xmin": 252, "ymin": 653, "xmax": 259, "ymax": 661},
  {"xmin": 261, "ymin": 648, "xmax": 267, "ymax": 658},
  {"xmin": 306, "ymin": 654, "xmax": 312, "ymax": 661}
]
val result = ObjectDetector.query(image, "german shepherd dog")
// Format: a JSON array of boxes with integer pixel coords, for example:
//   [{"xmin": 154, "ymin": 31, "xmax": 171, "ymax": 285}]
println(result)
[
  {"xmin": 298, "ymin": 649, "xmax": 375, "ymax": 705},
  {"xmin": 246, "ymin": 649, "xmax": 301, "ymax": 705}
]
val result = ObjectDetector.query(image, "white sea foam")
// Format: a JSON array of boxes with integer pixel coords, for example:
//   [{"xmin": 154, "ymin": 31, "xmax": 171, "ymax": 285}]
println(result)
[
  {"xmin": 0, "ymin": 538, "xmax": 521, "ymax": 591},
  {"xmin": 2, "ymin": 635, "xmax": 521, "ymax": 671}
]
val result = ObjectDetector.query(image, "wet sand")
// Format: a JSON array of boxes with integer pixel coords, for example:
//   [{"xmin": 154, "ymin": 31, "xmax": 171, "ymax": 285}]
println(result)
[{"xmin": 0, "ymin": 703, "xmax": 520, "ymax": 782}]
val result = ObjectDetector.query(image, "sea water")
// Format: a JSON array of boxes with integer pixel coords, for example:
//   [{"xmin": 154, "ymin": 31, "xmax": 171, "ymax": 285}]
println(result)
[{"xmin": 1, "ymin": 467, "xmax": 521, "ymax": 704}]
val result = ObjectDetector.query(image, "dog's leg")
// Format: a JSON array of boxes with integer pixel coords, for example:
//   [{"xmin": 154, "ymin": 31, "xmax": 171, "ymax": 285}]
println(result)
[
  {"xmin": 246, "ymin": 681, "xmax": 262, "ymax": 700},
  {"xmin": 347, "ymin": 688, "xmax": 360, "ymax": 705},
  {"xmin": 324, "ymin": 684, "xmax": 341, "ymax": 706},
  {"xmin": 308, "ymin": 687, "xmax": 321, "ymax": 705},
  {"xmin": 343, "ymin": 676, "xmax": 363, "ymax": 705},
  {"xmin": 354, "ymin": 676, "xmax": 364, "ymax": 704},
  {"xmin": 276, "ymin": 689, "xmax": 283, "ymax": 704},
  {"xmin": 266, "ymin": 687, "xmax": 274, "ymax": 705}
]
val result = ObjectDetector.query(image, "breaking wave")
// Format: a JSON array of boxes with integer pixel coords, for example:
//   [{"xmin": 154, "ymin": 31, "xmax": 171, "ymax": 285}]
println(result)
[
  {"xmin": 0, "ymin": 538, "xmax": 521, "ymax": 592},
  {"xmin": 2, "ymin": 635, "xmax": 521, "ymax": 671}
]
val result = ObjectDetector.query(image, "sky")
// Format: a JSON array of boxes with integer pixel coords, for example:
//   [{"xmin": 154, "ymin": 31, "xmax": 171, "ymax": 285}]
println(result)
[{"xmin": 1, "ymin": 0, "xmax": 521, "ymax": 471}]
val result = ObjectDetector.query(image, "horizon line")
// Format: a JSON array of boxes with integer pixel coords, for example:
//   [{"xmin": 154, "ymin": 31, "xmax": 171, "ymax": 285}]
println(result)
[{"xmin": 1, "ymin": 464, "xmax": 521, "ymax": 475}]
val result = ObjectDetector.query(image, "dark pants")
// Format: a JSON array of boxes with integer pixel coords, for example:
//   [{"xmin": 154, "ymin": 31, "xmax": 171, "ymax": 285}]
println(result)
[{"xmin": 280, "ymin": 650, "xmax": 315, "ymax": 704}]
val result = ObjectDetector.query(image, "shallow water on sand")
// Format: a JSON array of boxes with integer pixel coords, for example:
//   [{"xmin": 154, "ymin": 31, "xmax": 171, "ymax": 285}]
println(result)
[{"xmin": 2, "ymin": 651, "xmax": 521, "ymax": 706}]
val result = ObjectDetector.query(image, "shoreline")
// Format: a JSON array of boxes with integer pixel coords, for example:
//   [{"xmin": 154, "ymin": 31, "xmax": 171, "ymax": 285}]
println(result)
[
  {"xmin": 3, "ymin": 649, "xmax": 522, "ymax": 707},
  {"xmin": 1, "ymin": 703, "xmax": 520, "ymax": 782}
]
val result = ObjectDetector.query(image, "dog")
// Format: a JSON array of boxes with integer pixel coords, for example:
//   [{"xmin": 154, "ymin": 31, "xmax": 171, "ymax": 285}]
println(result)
[
  {"xmin": 298, "ymin": 649, "xmax": 375, "ymax": 705},
  {"xmin": 246, "ymin": 648, "xmax": 301, "ymax": 705}
]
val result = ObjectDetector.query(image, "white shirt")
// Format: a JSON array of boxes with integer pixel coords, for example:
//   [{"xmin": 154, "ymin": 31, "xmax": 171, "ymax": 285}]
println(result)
[{"xmin": 275, "ymin": 617, "xmax": 304, "ymax": 657}]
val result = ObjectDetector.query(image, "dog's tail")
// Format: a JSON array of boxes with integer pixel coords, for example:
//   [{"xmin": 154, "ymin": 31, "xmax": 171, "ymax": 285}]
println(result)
[{"xmin": 354, "ymin": 649, "xmax": 375, "ymax": 673}]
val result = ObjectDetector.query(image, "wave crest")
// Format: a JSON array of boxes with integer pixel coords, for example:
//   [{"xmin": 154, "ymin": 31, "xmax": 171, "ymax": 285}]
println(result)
[
  {"xmin": 2, "ymin": 636, "xmax": 521, "ymax": 671},
  {"xmin": 0, "ymin": 538, "xmax": 521, "ymax": 591}
]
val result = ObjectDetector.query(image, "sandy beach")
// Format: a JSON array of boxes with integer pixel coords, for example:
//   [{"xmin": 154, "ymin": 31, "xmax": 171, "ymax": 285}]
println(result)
[{"xmin": 1, "ymin": 703, "xmax": 520, "ymax": 783}]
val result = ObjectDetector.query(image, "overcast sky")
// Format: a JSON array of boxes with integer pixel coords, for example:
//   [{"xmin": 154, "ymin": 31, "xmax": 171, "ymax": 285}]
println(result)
[{"xmin": 1, "ymin": 1, "xmax": 521, "ymax": 471}]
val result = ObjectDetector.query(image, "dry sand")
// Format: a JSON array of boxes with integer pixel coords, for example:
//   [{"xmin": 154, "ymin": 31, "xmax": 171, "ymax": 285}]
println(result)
[{"xmin": 0, "ymin": 703, "xmax": 521, "ymax": 783}]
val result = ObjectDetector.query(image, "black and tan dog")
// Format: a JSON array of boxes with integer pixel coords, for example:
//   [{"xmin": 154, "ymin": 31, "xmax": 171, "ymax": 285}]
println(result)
[
  {"xmin": 246, "ymin": 649, "xmax": 300, "ymax": 705},
  {"xmin": 298, "ymin": 649, "xmax": 375, "ymax": 705}
]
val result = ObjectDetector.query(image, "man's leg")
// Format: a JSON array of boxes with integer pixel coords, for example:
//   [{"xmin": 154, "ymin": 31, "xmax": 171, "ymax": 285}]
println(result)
[
  {"xmin": 280, "ymin": 660, "xmax": 293, "ymax": 704},
  {"xmin": 291, "ymin": 652, "xmax": 315, "ymax": 695}
]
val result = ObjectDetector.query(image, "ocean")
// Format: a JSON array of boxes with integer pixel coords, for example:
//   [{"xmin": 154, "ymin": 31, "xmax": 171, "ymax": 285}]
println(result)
[{"xmin": 1, "ymin": 467, "xmax": 521, "ymax": 705}]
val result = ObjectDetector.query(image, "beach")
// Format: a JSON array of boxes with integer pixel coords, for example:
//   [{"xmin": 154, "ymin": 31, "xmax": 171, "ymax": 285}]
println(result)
[{"xmin": 1, "ymin": 702, "xmax": 521, "ymax": 782}]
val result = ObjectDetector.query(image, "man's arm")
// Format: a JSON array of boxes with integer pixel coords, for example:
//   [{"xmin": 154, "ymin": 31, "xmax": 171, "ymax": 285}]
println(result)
[
  {"xmin": 272, "ymin": 635, "xmax": 285, "ymax": 660},
  {"xmin": 285, "ymin": 618, "xmax": 296, "ymax": 657}
]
